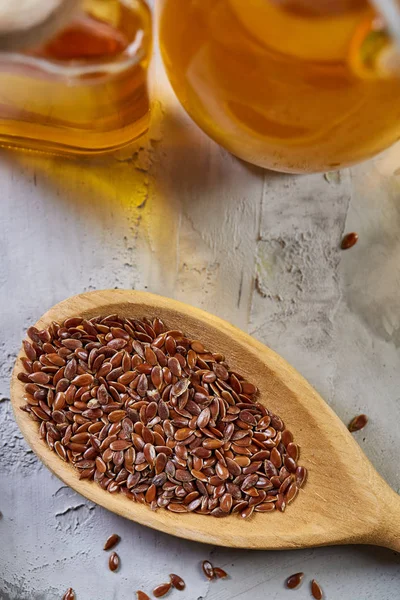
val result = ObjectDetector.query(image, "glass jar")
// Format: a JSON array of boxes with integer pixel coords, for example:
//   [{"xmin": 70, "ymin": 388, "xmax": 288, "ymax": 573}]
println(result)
[
  {"xmin": 158, "ymin": 0, "xmax": 400, "ymax": 173},
  {"xmin": 0, "ymin": 0, "xmax": 152, "ymax": 154}
]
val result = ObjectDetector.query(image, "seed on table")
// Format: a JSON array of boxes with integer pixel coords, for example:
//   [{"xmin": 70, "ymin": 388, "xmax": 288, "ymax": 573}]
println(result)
[
  {"xmin": 213, "ymin": 567, "xmax": 228, "ymax": 579},
  {"xmin": 285, "ymin": 572, "xmax": 304, "ymax": 589},
  {"xmin": 341, "ymin": 232, "xmax": 358, "ymax": 250},
  {"xmin": 311, "ymin": 579, "xmax": 323, "ymax": 599},
  {"xmin": 136, "ymin": 592, "xmax": 150, "ymax": 600},
  {"xmin": 62, "ymin": 588, "xmax": 75, "ymax": 600},
  {"xmin": 104, "ymin": 533, "xmax": 120, "ymax": 551},
  {"xmin": 202, "ymin": 560, "xmax": 215, "ymax": 580},
  {"xmin": 169, "ymin": 574, "xmax": 185, "ymax": 591},
  {"xmin": 109, "ymin": 552, "xmax": 120, "ymax": 572},
  {"xmin": 153, "ymin": 582, "xmax": 172, "ymax": 597},
  {"xmin": 348, "ymin": 414, "xmax": 368, "ymax": 432}
]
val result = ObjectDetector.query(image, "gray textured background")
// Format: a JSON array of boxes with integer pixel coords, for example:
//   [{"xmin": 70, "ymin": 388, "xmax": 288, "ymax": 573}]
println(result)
[{"xmin": 1, "ymin": 18, "xmax": 400, "ymax": 600}]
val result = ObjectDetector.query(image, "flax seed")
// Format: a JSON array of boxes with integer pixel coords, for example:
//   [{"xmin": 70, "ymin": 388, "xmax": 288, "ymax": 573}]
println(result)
[
  {"xmin": 109, "ymin": 552, "xmax": 120, "ymax": 572},
  {"xmin": 104, "ymin": 533, "xmax": 120, "ymax": 551},
  {"xmin": 18, "ymin": 315, "xmax": 305, "ymax": 519}
]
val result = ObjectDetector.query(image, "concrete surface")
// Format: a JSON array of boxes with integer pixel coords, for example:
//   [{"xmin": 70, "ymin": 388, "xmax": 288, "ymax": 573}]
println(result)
[{"xmin": 0, "ymin": 18, "xmax": 399, "ymax": 600}]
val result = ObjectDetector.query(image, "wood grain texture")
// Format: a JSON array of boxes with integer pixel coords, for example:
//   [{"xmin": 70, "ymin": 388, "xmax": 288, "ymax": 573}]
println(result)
[{"xmin": 11, "ymin": 289, "xmax": 400, "ymax": 551}]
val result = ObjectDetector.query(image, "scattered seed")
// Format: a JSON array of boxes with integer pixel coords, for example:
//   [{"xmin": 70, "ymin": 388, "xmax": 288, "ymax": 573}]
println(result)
[
  {"xmin": 136, "ymin": 592, "xmax": 150, "ymax": 600},
  {"xmin": 18, "ymin": 315, "xmax": 305, "ymax": 519},
  {"xmin": 109, "ymin": 551, "xmax": 120, "ymax": 572},
  {"xmin": 348, "ymin": 414, "xmax": 368, "ymax": 432},
  {"xmin": 311, "ymin": 579, "xmax": 323, "ymax": 599},
  {"xmin": 202, "ymin": 560, "xmax": 215, "ymax": 580},
  {"xmin": 285, "ymin": 572, "xmax": 304, "ymax": 589},
  {"xmin": 62, "ymin": 589, "xmax": 75, "ymax": 600},
  {"xmin": 213, "ymin": 567, "xmax": 228, "ymax": 579},
  {"xmin": 153, "ymin": 582, "xmax": 172, "ymax": 597},
  {"xmin": 104, "ymin": 533, "xmax": 120, "ymax": 551},
  {"xmin": 341, "ymin": 232, "xmax": 358, "ymax": 250},
  {"xmin": 169, "ymin": 574, "xmax": 185, "ymax": 591}
]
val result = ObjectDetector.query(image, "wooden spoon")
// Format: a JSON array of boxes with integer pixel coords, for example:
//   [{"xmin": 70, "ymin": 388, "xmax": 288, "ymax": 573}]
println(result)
[{"xmin": 10, "ymin": 290, "xmax": 400, "ymax": 551}]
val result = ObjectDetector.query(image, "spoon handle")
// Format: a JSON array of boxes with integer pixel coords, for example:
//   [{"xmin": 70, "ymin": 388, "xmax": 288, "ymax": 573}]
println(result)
[
  {"xmin": 374, "ymin": 488, "xmax": 400, "ymax": 552},
  {"xmin": 384, "ymin": 531, "xmax": 400, "ymax": 553}
]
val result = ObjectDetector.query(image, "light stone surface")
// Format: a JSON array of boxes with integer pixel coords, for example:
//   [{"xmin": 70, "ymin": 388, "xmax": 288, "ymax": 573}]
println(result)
[{"xmin": 0, "ymin": 17, "xmax": 399, "ymax": 600}]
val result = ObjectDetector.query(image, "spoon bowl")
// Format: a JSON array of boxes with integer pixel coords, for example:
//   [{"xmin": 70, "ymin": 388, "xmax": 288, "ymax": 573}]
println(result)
[{"xmin": 10, "ymin": 290, "xmax": 400, "ymax": 551}]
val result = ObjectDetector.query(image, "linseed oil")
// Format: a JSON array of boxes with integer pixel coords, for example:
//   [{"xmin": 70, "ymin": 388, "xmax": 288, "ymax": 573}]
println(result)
[
  {"xmin": 0, "ymin": 0, "xmax": 152, "ymax": 154},
  {"xmin": 159, "ymin": 0, "xmax": 400, "ymax": 173}
]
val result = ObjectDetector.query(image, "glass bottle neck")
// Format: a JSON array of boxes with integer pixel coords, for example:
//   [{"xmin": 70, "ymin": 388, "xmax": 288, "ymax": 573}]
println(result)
[{"xmin": 0, "ymin": 0, "xmax": 81, "ymax": 51}]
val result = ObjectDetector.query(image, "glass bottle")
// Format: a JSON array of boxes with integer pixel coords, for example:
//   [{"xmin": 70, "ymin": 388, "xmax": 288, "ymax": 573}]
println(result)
[
  {"xmin": 0, "ymin": 0, "xmax": 152, "ymax": 154},
  {"xmin": 158, "ymin": 0, "xmax": 400, "ymax": 173}
]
